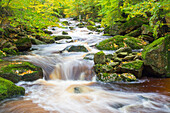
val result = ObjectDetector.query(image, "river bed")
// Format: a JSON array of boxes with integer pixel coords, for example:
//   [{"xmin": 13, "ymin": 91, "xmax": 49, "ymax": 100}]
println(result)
[{"xmin": 0, "ymin": 18, "xmax": 169, "ymax": 113}]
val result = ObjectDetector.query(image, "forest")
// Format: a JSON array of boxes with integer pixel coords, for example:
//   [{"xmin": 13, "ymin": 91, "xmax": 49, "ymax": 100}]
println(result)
[{"xmin": 0, "ymin": 0, "xmax": 170, "ymax": 112}]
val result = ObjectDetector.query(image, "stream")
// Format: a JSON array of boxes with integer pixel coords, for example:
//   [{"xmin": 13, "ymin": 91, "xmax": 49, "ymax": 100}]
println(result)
[{"xmin": 0, "ymin": 18, "xmax": 170, "ymax": 113}]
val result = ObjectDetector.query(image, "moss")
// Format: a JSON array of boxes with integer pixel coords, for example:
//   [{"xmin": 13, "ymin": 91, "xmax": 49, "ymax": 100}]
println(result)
[
  {"xmin": 0, "ymin": 50, "xmax": 6, "ymax": 58},
  {"xmin": 126, "ymin": 27, "xmax": 142, "ymax": 37},
  {"xmin": 94, "ymin": 51, "xmax": 106, "ymax": 64},
  {"xmin": 0, "ymin": 77, "xmax": 25, "ymax": 101},
  {"xmin": 54, "ymin": 35, "xmax": 72, "ymax": 40},
  {"xmin": 87, "ymin": 25, "xmax": 97, "ymax": 31},
  {"xmin": 96, "ymin": 35, "xmax": 145, "ymax": 50},
  {"xmin": 30, "ymin": 38, "xmax": 46, "ymax": 45},
  {"xmin": 0, "ymin": 59, "xmax": 4, "ymax": 62},
  {"xmin": 121, "ymin": 60, "xmax": 144, "ymax": 70},
  {"xmin": 0, "ymin": 61, "xmax": 43, "ymax": 83},
  {"xmin": 87, "ymin": 20, "xmax": 95, "ymax": 26},
  {"xmin": 2, "ymin": 48, "xmax": 17, "ymax": 55},
  {"xmin": 97, "ymin": 73, "xmax": 136, "ymax": 82},
  {"xmin": 67, "ymin": 45, "xmax": 88, "ymax": 52},
  {"xmin": 142, "ymin": 37, "xmax": 165, "ymax": 59},
  {"xmin": 15, "ymin": 37, "xmax": 30, "ymax": 46},
  {"xmin": 61, "ymin": 21, "xmax": 69, "ymax": 26},
  {"xmin": 119, "ymin": 17, "xmax": 148, "ymax": 35},
  {"xmin": 96, "ymin": 51, "xmax": 105, "ymax": 55},
  {"xmin": 141, "ymin": 24, "xmax": 153, "ymax": 36},
  {"xmin": 15, "ymin": 37, "xmax": 32, "ymax": 51}
]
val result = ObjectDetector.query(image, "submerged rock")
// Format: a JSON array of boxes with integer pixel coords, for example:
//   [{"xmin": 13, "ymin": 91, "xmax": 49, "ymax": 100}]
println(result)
[
  {"xmin": 0, "ymin": 61, "xmax": 43, "ymax": 83},
  {"xmin": 0, "ymin": 77, "xmax": 25, "ymax": 101},
  {"xmin": 66, "ymin": 85, "xmax": 93, "ymax": 94},
  {"xmin": 142, "ymin": 35, "xmax": 170, "ymax": 77}
]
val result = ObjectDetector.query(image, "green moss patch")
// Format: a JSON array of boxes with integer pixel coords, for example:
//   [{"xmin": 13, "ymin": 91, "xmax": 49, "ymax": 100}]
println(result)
[
  {"xmin": 121, "ymin": 60, "xmax": 144, "ymax": 70},
  {"xmin": 2, "ymin": 48, "xmax": 17, "ymax": 55},
  {"xmin": 0, "ymin": 77, "xmax": 25, "ymax": 101},
  {"xmin": 96, "ymin": 35, "xmax": 147, "ymax": 50},
  {"xmin": 142, "ymin": 37, "xmax": 165, "ymax": 59},
  {"xmin": 0, "ymin": 61, "xmax": 43, "ymax": 83}
]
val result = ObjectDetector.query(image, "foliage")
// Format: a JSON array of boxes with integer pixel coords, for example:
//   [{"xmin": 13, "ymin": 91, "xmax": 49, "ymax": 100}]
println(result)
[
  {"xmin": 64, "ymin": 0, "xmax": 101, "ymax": 21},
  {"xmin": 121, "ymin": 0, "xmax": 170, "ymax": 38},
  {"xmin": 0, "ymin": 0, "xmax": 63, "ymax": 34}
]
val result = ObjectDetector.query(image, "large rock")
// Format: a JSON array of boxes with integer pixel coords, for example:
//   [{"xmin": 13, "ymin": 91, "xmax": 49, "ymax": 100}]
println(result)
[
  {"xmin": 0, "ymin": 77, "xmax": 25, "ymax": 101},
  {"xmin": 94, "ymin": 51, "xmax": 106, "ymax": 64},
  {"xmin": 126, "ymin": 27, "xmax": 142, "ymax": 37},
  {"xmin": 104, "ymin": 22, "xmax": 122, "ymax": 36},
  {"xmin": 141, "ymin": 24, "xmax": 153, "ymax": 37},
  {"xmin": 63, "ymin": 45, "xmax": 88, "ymax": 52},
  {"xmin": 30, "ymin": 38, "xmax": 46, "ymax": 45},
  {"xmin": 119, "ymin": 18, "xmax": 148, "ymax": 35},
  {"xmin": 0, "ymin": 61, "xmax": 43, "ymax": 83},
  {"xmin": 96, "ymin": 35, "xmax": 147, "ymax": 50},
  {"xmin": 120, "ymin": 60, "xmax": 144, "ymax": 78},
  {"xmin": 15, "ymin": 37, "xmax": 32, "ymax": 51},
  {"xmin": 142, "ymin": 35, "xmax": 170, "ymax": 77}
]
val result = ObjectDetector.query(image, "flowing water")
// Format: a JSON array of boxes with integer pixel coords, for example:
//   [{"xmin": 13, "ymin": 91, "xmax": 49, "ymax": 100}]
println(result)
[{"xmin": 0, "ymin": 18, "xmax": 170, "ymax": 113}]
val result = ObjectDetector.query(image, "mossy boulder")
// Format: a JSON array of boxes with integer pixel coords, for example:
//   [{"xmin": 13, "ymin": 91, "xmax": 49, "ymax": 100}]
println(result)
[
  {"xmin": 2, "ymin": 48, "xmax": 18, "ymax": 55},
  {"xmin": 0, "ymin": 61, "xmax": 43, "ymax": 83},
  {"xmin": 96, "ymin": 35, "xmax": 147, "ymax": 50},
  {"xmin": 0, "ymin": 38, "xmax": 14, "ymax": 49},
  {"xmin": 63, "ymin": 45, "xmax": 88, "ymax": 52},
  {"xmin": 30, "ymin": 38, "xmax": 46, "ymax": 45},
  {"xmin": 140, "ymin": 35, "xmax": 154, "ymax": 42},
  {"xmin": 15, "ymin": 37, "xmax": 32, "ymax": 51},
  {"xmin": 97, "ymin": 73, "xmax": 136, "ymax": 82},
  {"xmin": 120, "ymin": 60, "xmax": 144, "ymax": 78},
  {"xmin": 115, "ymin": 47, "xmax": 132, "ymax": 54},
  {"xmin": 94, "ymin": 51, "xmax": 142, "ymax": 81},
  {"xmin": 87, "ymin": 25, "xmax": 97, "ymax": 31},
  {"xmin": 0, "ymin": 77, "xmax": 25, "ymax": 101},
  {"xmin": 118, "ymin": 17, "xmax": 148, "ymax": 35},
  {"xmin": 104, "ymin": 23, "xmax": 122, "ymax": 36},
  {"xmin": 142, "ymin": 35, "xmax": 170, "ymax": 77},
  {"xmin": 94, "ymin": 51, "xmax": 106, "ymax": 64},
  {"xmin": 43, "ymin": 38, "xmax": 55, "ymax": 44},
  {"xmin": 126, "ymin": 27, "xmax": 142, "ymax": 37},
  {"xmin": 54, "ymin": 35, "xmax": 72, "ymax": 41},
  {"xmin": 141, "ymin": 24, "xmax": 153, "ymax": 37}
]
